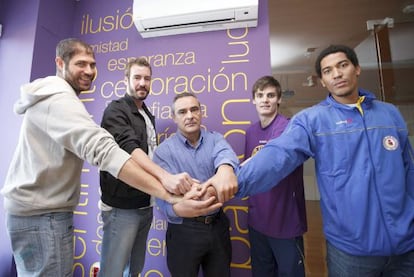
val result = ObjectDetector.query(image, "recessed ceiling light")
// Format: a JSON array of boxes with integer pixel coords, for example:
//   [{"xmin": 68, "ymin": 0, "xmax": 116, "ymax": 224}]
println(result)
[{"xmin": 402, "ymin": 4, "xmax": 414, "ymax": 14}]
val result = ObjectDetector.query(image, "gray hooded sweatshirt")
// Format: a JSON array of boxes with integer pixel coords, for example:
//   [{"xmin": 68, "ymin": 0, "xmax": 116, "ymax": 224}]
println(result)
[{"xmin": 1, "ymin": 76, "xmax": 130, "ymax": 216}]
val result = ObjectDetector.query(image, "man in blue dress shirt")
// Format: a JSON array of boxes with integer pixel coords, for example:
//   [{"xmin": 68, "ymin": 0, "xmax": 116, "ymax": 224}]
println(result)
[{"xmin": 154, "ymin": 92, "xmax": 238, "ymax": 277}]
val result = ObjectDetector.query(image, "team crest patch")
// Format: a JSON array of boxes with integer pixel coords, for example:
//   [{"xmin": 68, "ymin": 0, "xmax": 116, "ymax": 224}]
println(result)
[
  {"xmin": 382, "ymin": 135, "xmax": 398, "ymax": 151},
  {"xmin": 251, "ymin": 145, "xmax": 264, "ymax": 156}
]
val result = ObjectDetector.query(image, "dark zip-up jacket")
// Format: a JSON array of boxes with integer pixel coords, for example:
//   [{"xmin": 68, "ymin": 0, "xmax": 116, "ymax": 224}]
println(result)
[{"xmin": 100, "ymin": 94, "xmax": 155, "ymax": 209}]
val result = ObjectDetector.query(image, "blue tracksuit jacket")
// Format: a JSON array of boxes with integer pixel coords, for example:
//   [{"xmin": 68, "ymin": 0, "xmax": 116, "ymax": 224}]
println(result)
[{"xmin": 237, "ymin": 89, "xmax": 414, "ymax": 255}]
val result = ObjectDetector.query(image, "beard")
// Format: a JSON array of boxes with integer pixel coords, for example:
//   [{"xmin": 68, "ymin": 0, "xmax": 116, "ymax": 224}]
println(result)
[
  {"xmin": 63, "ymin": 65, "xmax": 92, "ymax": 95},
  {"xmin": 127, "ymin": 85, "xmax": 148, "ymax": 101},
  {"xmin": 63, "ymin": 67, "xmax": 81, "ymax": 94},
  {"xmin": 137, "ymin": 94, "xmax": 148, "ymax": 101}
]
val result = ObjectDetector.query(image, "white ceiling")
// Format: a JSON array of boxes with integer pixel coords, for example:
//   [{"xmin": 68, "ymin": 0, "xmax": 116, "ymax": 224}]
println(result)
[
  {"xmin": 267, "ymin": 0, "xmax": 414, "ymax": 107},
  {"xmin": 268, "ymin": 0, "xmax": 414, "ymax": 74}
]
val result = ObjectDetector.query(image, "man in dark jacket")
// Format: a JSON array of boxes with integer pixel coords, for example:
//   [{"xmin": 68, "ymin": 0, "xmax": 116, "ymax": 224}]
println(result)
[{"xmin": 98, "ymin": 58, "xmax": 199, "ymax": 276}]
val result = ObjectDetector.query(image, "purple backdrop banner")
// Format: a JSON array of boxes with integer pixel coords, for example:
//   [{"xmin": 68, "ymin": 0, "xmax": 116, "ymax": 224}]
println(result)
[{"xmin": 70, "ymin": 0, "xmax": 271, "ymax": 276}]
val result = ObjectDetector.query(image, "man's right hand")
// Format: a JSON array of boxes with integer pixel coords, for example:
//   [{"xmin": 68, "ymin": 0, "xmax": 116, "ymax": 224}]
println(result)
[
  {"xmin": 161, "ymin": 172, "xmax": 199, "ymax": 195},
  {"xmin": 202, "ymin": 164, "xmax": 238, "ymax": 203},
  {"xmin": 172, "ymin": 185, "xmax": 222, "ymax": 217}
]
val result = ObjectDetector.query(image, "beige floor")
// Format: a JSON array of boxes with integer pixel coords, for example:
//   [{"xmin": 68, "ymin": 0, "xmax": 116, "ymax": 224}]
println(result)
[{"xmin": 304, "ymin": 200, "xmax": 328, "ymax": 277}]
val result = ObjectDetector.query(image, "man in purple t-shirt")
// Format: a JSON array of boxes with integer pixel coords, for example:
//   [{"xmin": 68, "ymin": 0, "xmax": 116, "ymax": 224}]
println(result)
[{"xmin": 244, "ymin": 76, "xmax": 308, "ymax": 277}]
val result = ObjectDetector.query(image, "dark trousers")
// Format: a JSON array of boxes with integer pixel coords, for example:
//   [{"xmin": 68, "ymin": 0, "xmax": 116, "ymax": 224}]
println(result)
[
  {"xmin": 248, "ymin": 226, "xmax": 305, "ymax": 277},
  {"xmin": 166, "ymin": 211, "xmax": 231, "ymax": 277}
]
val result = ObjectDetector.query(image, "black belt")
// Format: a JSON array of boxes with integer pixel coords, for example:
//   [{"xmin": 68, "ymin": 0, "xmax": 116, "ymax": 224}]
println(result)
[{"xmin": 185, "ymin": 210, "xmax": 222, "ymax": 225}]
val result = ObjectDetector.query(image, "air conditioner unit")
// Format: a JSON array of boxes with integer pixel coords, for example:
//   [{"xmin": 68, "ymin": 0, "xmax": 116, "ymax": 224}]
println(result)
[{"xmin": 133, "ymin": 0, "xmax": 258, "ymax": 38}]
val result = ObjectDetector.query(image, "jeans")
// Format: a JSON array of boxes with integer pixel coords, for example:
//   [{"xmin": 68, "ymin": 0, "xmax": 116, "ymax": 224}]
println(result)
[
  {"xmin": 327, "ymin": 241, "xmax": 414, "ymax": 277},
  {"xmin": 6, "ymin": 212, "xmax": 74, "ymax": 277},
  {"xmin": 248, "ymin": 226, "xmax": 305, "ymax": 277},
  {"xmin": 98, "ymin": 206, "xmax": 153, "ymax": 277}
]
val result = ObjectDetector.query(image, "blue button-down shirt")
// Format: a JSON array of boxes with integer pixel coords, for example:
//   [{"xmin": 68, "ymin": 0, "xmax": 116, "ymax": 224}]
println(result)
[{"xmin": 153, "ymin": 129, "xmax": 239, "ymax": 223}]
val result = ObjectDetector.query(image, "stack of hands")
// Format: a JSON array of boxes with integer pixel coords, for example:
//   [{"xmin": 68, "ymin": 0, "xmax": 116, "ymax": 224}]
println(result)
[{"xmin": 162, "ymin": 167, "xmax": 238, "ymax": 218}]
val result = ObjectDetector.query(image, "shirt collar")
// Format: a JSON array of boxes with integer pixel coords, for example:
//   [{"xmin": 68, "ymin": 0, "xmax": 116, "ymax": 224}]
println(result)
[{"xmin": 176, "ymin": 129, "xmax": 204, "ymax": 149}]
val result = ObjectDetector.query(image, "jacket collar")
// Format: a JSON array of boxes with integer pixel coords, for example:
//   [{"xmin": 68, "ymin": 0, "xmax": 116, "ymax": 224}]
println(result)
[
  {"xmin": 324, "ymin": 88, "xmax": 376, "ymax": 110},
  {"xmin": 123, "ymin": 94, "xmax": 155, "ymax": 124}
]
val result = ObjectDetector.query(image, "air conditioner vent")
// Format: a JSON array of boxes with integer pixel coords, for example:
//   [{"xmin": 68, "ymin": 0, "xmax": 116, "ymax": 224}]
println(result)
[
  {"xmin": 133, "ymin": 0, "xmax": 258, "ymax": 38},
  {"xmin": 143, "ymin": 18, "xmax": 236, "ymax": 31}
]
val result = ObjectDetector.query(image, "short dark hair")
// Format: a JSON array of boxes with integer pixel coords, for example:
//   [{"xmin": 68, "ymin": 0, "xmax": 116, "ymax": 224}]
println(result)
[
  {"xmin": 315, "ymin": 45, "xmax": 359, "ymax": 78},
  {"xmin": 172, "ymin": 92, "xmax": 200, "ymax": 113},
  {"xmin": 56, "ymin": 38, "xmax": 94, "ymax": 65},
  {"xmin": 124, "ymin": 57, "xmax": 152, "ymax": 78},
  {"xmin": 251, "ymin": 76, "xmax": 281, "ymax": 99}
]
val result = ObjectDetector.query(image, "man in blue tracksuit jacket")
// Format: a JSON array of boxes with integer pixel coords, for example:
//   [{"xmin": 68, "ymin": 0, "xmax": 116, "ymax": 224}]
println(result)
[{"xmin": 236, "ymin": 45, "xmax": 414, "ymax": 276}]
